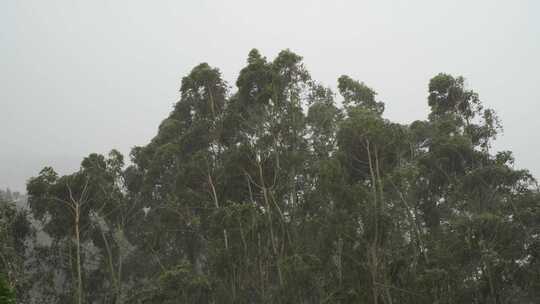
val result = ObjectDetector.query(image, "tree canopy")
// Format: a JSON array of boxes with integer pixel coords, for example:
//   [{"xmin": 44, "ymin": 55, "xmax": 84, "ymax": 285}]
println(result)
[{"xmin": 2, "ymin": 49, "xmax": 538, "ymax": 303}]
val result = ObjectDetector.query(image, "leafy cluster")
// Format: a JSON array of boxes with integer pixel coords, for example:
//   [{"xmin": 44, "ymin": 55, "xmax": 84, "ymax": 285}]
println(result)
[{"xmin": 2, "ymin": 49, "xmax": 539, "ymax": 303}]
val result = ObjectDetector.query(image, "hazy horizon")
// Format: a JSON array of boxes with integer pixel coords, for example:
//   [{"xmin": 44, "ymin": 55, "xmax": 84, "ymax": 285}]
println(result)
[{"xmin": 2, "ymin": 0, "xmax": 539, "ymax": 192}]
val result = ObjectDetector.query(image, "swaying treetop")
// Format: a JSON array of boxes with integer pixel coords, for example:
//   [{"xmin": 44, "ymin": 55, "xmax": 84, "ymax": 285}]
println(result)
[{"xmin": 16, "ymin": 49, "xmax": 540, "ymax": 304}]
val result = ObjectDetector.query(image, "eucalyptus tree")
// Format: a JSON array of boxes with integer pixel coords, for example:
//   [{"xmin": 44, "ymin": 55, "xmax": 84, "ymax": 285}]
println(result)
[
  {"xmin": 129, "ymin": 53, "xmax": 539, "ymax": 304},
  {"xmin": 26, "ymin": 150, "xmax": 133, "ymax": 304},
  {"xmin": 19, "ymin": 50, "xmax": 540, "ymax": 304},
  {"xmin": 128, "ymin": 61, "xmax": 233, "ymax": 303},
  {"xmin": 27, "ymin": 167, "xmax": 88, "ymax": 304},
  {"xmin": 402, "ymin": 73, "xmax": 540, "ymax": 303},
  {"xmin": 224, "ymin": 48, "xmax": 316, "ymax": 302},
  {"xmin": 79, "ymin": 150, "xmax": 141, "ymax": 304},
  {"xmin": 335, "ymin": 78, "xmax": 416, "ymax": 303}
]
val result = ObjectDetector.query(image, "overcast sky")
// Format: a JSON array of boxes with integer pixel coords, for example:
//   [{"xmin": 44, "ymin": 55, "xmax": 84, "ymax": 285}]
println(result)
[{"xmin": 1, "ymin": 0, "xmax": 539, "ymax": 192}]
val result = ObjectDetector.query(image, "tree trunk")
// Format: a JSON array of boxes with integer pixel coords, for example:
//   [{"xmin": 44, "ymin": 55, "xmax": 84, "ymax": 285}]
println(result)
[
  {"xmin": 75, "ymin": 204, "xmax": 83, "ymax": 304},
  {"xmin": 208, "ymin": 174, "xmax": 229, "ymax": 250},
  {"xmin": 257, "ymin": 161, "xmax": 283, "ymax": 287}
]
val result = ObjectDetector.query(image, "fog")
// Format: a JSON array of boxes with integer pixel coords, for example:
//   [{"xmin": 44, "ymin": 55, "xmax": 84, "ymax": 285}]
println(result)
[{"xmin": 1, "ymin": 0, "xmax": 539, "ymax": 191}]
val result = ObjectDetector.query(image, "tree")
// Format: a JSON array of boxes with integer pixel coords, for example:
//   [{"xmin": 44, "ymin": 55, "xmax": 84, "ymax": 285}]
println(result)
[
  {"xmin": 0, "ymin": 190, "xmax": 33, "ymax": 303},
  {"xmin": 26, "ymin": 151, "xmax": 133, "ymax": 304},
  {"xmin": 20, "ymin": 50, "xmax": 540, "ymax": 303}
]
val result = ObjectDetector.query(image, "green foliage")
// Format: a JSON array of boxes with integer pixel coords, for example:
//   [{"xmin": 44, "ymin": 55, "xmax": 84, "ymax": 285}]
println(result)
[
  {"xmin": 0, "ymin": 191, "xmax": 33, "ymax": 303},
  {"xmin": 12, "ymin": 49, "xmax": 540, "ymax": 303},
  {"xmin": 0, "ymin": 275, "xmax": 16, "ymax": 304}
]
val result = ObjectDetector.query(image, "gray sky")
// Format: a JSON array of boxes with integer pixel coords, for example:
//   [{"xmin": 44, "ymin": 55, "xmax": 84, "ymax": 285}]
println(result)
[{"xmin": 1, "ymin": 0, "xmax": 539, "ymax": 192}]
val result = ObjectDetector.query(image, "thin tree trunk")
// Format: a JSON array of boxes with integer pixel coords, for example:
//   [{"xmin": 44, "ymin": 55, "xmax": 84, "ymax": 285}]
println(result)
[
  {"xmin": 208, "ymin": 174, "xmax": 229, "ymax": 250},
  {"xmin": 257, "ymin": 161, "xmax": 283, "ymax": 287},
  {"xmin": 374, "ymin": 146, "xmax": 393, "ymax": 304},
  {"xmin": 366, "ymin": 140, "xmax": 380, "ymax": 304},
  {"xmin": 100, "ymin": 226, "xmax": 120, "ymax": 303},
  {"xmin": 117, "ymin": 227, "xmax": 124, "ymax": 304},
  {"xmin": 75, "ymin": 204, "xmax": 83, "ymax": 304}
]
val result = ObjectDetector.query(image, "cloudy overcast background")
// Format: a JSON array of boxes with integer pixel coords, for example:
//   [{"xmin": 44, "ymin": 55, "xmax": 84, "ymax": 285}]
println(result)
[{"xmin": 1, "ymin": 0, "xmax": 539, "ymax": 192}]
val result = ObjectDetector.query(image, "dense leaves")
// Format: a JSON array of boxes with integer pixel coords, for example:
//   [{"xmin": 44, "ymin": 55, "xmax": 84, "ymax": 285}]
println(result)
[{"xmin": 3, "ymin": 49, "xmax": 538, "ymax": 303}]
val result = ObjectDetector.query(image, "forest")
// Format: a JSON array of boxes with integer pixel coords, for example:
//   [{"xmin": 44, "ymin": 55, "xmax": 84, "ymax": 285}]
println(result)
[{"xmin": 1, "ymin": 49, "xmax": 539, "ymax": 303}]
